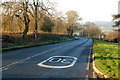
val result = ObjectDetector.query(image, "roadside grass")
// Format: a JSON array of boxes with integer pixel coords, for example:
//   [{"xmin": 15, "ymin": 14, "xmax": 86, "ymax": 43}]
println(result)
[
  {"xmin": 93, "ymin": 40, "xmax": 119, "ymax": 79},
  {"xmin": 2, "ymin": 33, "xmax": 77, "ymax": 52},
  {"xmin": 2, "ymin": 39, "xmax": 75, "ymax": 52}
]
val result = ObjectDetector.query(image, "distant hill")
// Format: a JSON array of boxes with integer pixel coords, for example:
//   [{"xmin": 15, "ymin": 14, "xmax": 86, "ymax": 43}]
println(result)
[
  {"xmin": 93, "ymin": 21, "xmax": 114, "ymax": 32},
  {"xmin": 93, "ymin": 21, "xmax": 114, "ymax": 28}
]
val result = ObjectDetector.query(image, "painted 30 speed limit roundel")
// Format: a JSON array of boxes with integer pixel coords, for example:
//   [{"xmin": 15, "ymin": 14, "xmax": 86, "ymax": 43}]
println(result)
[{"xmin": 37, "ymin": 56, "xmax": 78, "ymax": 68}]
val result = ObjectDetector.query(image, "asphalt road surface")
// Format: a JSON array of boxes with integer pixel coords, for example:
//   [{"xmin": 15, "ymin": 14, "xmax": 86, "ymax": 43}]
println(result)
[{"xmin": 1, "ymin": 38, "xmax": 94, "ymax": 80}]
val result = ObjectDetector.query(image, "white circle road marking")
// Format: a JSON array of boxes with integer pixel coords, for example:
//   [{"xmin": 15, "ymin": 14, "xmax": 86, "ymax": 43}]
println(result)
[
  {"xmin": 1, "ymin": 39, "xmax": 89, "ymax": 71},
  {"xmin": 37, "ymin": 56, "xmax": 78, "ymax": 69},
  {"xmin": 0, "ymin": 44, "xmax": 74, "ymax": 71}
]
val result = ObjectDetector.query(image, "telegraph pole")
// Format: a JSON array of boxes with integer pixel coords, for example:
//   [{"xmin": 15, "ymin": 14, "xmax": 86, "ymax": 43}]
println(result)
[
  {"xmin": 118, "ymin": 1, "xmax": 120, "ymax": 43},
  {"xmin": 118, "ymin": 1, "xmax": 120, "ymax": 14}
]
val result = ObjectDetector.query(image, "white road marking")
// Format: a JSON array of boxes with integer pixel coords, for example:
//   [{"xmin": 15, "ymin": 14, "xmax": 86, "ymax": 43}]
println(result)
[
  {"xmin": 37, "ymin": 56, "xmax": 78, "ymax": 68},
  {"xmin": 86, "ymin": 47, "xmax": 91, "ymax": 71},
  {"xmin": 86, "ymin": 75, "xmax": 88, "ymax": 78},
  {"xmin": 85, "ymin": 75, "xmax": 89, "ymax": 80},
  {"xmin": 1, "ymin": 38, "xmax": 89, "ymax": 71},
  {"xmin": 61, "ymin": 59, "xmax": 73, "ymax": 64},
  {"xmin": 0, "ymin": 68, "xmax": 8, "ymax": 72},
  {"xmin": 0, "ymin": 42, "xmax": 77, "ymax": 72},
  {"xmin": 49, "ymin": 58, "xmax": 61, "ymax": 62},
  {"xmin": 0, "ymin": 48, "xmax": 61, "ymax": 72}
]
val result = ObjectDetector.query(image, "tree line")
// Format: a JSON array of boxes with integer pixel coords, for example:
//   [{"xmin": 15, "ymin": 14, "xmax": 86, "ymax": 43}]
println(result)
[
  {"xmin": 1, "ymin": 0, "xmax": 83, "ymax": 38},
  {"xmin": 1, "ymin": 0, "xmax": 104, "ymax": 39},
  {"xmin": 2, "ymin": 0, "xmax": 56, "ymax": 38}
]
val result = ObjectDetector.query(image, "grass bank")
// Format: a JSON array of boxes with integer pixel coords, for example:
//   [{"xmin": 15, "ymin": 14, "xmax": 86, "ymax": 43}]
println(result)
[
  {"xmin": 2, "ymin": 39, "xmax": 75, "ymax": 52},
  {"xmin": 2, "ymin": 33, "xmax": 76, "ymax": 52},
  {"xmin": 93, "ymin": 40, "xmax": 119, "ymax": 79}
]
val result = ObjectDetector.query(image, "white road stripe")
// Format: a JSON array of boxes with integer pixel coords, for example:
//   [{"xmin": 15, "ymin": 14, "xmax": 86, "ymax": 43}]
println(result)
[
  {"xmin": 86, "ymin": 75, "xmax": 88, "ymax": 78},
  {"xmin": 0, "ymin": 48, "xmax": 61, "ymax": 72},
  {"xmin": 1, "ymin": 39, "xmax": 89, "ymax": 71},
  {"xmin": 1, "ymin": 42, "xmax": 78, "ymax": 71},
  {"xmin": 86, "ymin": 47, "xmax": 91, "ymax": 70}
]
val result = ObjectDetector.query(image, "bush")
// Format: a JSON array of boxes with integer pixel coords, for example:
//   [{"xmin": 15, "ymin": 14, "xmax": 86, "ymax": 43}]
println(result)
[{"xmin": 2, "ymin": 33, "xmax": 74, "ymax": 48}]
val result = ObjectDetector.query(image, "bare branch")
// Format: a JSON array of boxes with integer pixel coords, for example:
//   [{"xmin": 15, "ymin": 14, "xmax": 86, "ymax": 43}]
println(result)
[
  {"xmin": 28, "ymin": 10, "xmax": 35, "ymax": 18},
  {"xmin": 29, "ymin": 4, "xmax": 35, "ymax": 12}
]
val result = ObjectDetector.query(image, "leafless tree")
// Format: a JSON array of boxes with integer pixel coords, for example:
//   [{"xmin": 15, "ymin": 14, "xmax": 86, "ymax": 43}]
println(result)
[
  {"xmin": 2, "ymin": 0, "xmax": 30, "ymax": 38},
  {"xmin": 88, "ymin": 26, "xmax": 101, "ymax": 37},
  {"xmin": 29, "ymin": 0, "xmax": 56, "ymax": 30}
]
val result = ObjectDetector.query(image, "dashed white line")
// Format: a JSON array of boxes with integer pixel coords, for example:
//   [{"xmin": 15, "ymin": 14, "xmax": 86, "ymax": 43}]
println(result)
[
  {"xmin": 0, "ymin": 47, "xmax": 62, "ymax": 72},
  {"xmin": 0, "ymin": 42, "xmax": 79, "ymax": 72},
  {"xmin": 1, "ymin": 38, "xmax": 89, "ymax": 72}
]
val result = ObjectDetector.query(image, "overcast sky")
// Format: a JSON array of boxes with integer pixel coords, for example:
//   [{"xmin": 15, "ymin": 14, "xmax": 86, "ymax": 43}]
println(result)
[{"xmin": 56, "ymin": 0, "xmax": 119, "ymax": 22}]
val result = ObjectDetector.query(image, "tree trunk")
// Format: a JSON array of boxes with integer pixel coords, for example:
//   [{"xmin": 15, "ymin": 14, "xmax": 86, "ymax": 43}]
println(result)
[
  {"xmin": 23, "ymin": 15, "xmax": 30, "ymax": 39},
  {"xmin": 35, "ymin": 5, "xmax": 38, "ymax": 30}
]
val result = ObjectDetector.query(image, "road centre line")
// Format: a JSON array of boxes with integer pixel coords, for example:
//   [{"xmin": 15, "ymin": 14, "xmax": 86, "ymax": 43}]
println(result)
[
  {"xmin": 0, "ymin": 41, "xmax": 79, "ymax": 71},
  {"xmin": 0, "ymin": 48, "xmax": 62, "ymax": 71},
  {"xmin": 1, "ymin": 39, "xmax": 89, "ymax": 71}
]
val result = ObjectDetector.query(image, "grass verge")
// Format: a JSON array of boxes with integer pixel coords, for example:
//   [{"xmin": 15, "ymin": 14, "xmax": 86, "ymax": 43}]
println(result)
[
  {"xmin": 2, "ymin": 39, "xmax": 75, "ymax": 52},
  {"xmin": 93, "ymin": 40, "xmax": 119, "ymax": 79}
]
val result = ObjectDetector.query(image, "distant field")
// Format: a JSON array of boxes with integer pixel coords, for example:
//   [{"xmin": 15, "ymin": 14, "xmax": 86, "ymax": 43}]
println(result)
[{"xmin": 94, "ymin": 40, "xmax": 119, "ymax": 79}]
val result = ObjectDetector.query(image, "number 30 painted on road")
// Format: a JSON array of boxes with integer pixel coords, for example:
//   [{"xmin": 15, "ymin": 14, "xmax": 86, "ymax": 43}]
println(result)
[{"xmin": 37, "ymin": 56, "xmax": 78, "ymax": 68}]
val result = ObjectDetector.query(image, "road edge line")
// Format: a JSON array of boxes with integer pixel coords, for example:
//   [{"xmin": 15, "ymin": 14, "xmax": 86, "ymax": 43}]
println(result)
[{"xmin": 86, "ymin": 49, "xmax": 91, "ymax": 71}]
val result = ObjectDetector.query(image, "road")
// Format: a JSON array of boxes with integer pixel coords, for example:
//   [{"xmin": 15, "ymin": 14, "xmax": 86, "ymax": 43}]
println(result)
[{"xmin": 1, "ymin": 38, "xmax": 94, "ymax": 80}]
